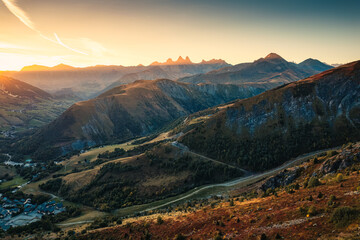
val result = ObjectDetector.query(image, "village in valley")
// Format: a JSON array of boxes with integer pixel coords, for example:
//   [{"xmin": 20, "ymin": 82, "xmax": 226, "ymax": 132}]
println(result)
[
  {"xmin": 0, "ymin": 195, "xmax": 65, "ymax": 230},
  {"xmin": 0, "ymin": 155, "xmax": 66, "ymax": 231}
]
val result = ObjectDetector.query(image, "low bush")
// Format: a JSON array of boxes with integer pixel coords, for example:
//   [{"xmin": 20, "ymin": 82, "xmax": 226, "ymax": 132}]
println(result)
[
  {"xmin": 335, "ymin": 173, "xmax": 344, "ymax": 183},
  {"xmin": 307, "ymin": 177, "xmax": 320, "ymax": 188},
  {"xmin": 330, "ymin": 206, "xmax": 360, "ymax": 227},
  {"xmin": 307, "ymin": 206, "xmax": 317, "ymax": 217},
  {"xmin": 157, "ymin": 216, "xmax": 164, "ymax": 225}
]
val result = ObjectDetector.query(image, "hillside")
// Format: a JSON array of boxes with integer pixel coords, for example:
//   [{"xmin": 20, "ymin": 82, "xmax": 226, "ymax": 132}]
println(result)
[
  {"xmin": 75, "ymin": 142, "xmax": 360, "ymax": 240},
  {"xmin": 178, "ymin": 53, "xmax": 333, "ymax": 85},
  {"xmin": 0, "ymin": 75, "xmax": 51, "ymax": 101},
  {"xmin": 37, "ymin": 141, "xmax": 244, "ymax": 211},
  {"xmin": 0, "ymin": 76, "xmax": 74, "ymax": 134},
  {"xmin": 176, "ymin": 61, "xmax": 360, "ymax": 171},
  {"xmin": 17, "ymin": 79, "xmax": 271, "ymax": 157}
]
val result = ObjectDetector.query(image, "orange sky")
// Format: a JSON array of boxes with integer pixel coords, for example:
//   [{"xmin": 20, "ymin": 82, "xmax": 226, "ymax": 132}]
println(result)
[{"xmin": 0, "ymin": 0, "xmax": 359, "ymax": 70}]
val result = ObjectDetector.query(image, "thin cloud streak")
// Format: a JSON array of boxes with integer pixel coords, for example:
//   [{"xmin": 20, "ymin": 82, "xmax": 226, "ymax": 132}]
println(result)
[
  {"xmin": 1, "ymin": 0, "xmax": 88, "ymax": 55},
  {"xmin": 54, "ymin": 33, "xmax": 88, "ymax": 55}
]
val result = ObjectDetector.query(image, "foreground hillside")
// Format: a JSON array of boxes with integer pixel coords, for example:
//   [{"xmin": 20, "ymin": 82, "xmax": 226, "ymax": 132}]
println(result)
[
  {"xmin": 68, "ymin": 142, "xmax": 360, "ymax": 240},
  {"xmin": 178, "ymin": 53, "xmax": 333, "ymax": 85},
  {"xmin": 177, "ymin": 61, "xmax": 360, "ymax": 171},
  {"xmin": 18, "ymin": 79, "xmax": 271, "ymax": 157},
  {"xmin": 39, "ymin": 142, "xmax": 243, "ymax": 211},
  {"xmin": 0, "ymin": 76, "xmax": 74, "ymax": 135}
]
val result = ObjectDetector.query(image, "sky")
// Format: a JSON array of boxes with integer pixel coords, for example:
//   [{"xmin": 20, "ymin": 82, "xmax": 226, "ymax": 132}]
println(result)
[{"xmin": 0, "ymin": 0, "xmax": 359, "ymax": 70}]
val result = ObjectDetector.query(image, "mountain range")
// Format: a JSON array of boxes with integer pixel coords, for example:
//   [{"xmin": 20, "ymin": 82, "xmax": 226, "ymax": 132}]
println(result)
[
  {"xmin": 0, "ymin": 58, "xmax": 229, "ymax": 99},
  {"xmin": 13, "ymin": 54, "xmax": 340, "ymax": 158},
  {"xmin": 178, "ymin": 53, "xmax": 333, "ymax": 85}
]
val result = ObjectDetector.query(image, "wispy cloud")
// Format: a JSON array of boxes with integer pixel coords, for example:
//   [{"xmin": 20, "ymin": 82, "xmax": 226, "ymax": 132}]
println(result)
[
  {"xmin": 1, "ymin": 0, "xmax": 88, "ymax": 55},
  {"xmin": 54, "ymin": 33, "xmax": 88, "ymax": 55}
]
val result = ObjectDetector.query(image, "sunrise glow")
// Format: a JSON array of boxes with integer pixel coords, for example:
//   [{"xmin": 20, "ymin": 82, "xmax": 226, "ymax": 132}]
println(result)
[{"xmin": 1, "ymin": 0, "xmax": 359, "ymax": 70}]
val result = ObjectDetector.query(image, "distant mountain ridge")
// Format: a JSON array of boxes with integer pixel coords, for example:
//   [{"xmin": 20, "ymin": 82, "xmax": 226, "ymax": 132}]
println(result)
[
  {"xmin": 21, "ymin": 64, "xmax": 76, "ymax": 72},
  {"xmin": 1, "ymin": 58, "xmax": 229, "ymax": 99},
  {"xmin": 150, "ymin": 56, "xmax": 228, "ymax": 66},
  {"xmin": 178, "ymin": 53, "xmax": 333, "ymax": 85},
  {"xmin": 97, "ymin": 62, "xmax": 231, "ymax": 96}
]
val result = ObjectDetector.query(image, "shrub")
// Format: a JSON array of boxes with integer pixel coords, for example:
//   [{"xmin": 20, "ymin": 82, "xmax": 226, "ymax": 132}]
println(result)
[
  {"xmin": 260, "ymin": 233, "xmax": 268, "ymax": 240},
  {"xmin": 307, "ymin": 177, "xmax": 320, "ymax": 188},
  {"xmin": 327, "ymin": 195, "xmax": 338, "ymax": 207},
  {"xmin": 335, "ymin": 173, "xmax": 344, "ymax": 183},
  {"xmin": 303, "ymin": 178, "xmax": 309, "ymax": 188},
  {"xmin": 175, "ymin": 234, "xmax": 186, "ymax": 240},
  {"xmin": 214, "ymin": 234, "xmax": 222, "ymax": 240},
  {"xmin": 299, "ymin": 206, "xmax": 308, "ymax": 216},
  {"xmin": 327, "ymin": 151, "xmax": 338, "ymax": 158},
  {"xmin": 317, "ymin": 192, "xmax": 324, "ymax": 198},
  {"xmin": 305, "ymin": 195, "xmax": 313, "ymax": 201},
  {"xmin": 307, "ymin": 206, "xmax": 317, "ymax": 216},
  {"xmin": 157, "ymin": 216, "xmax": 164, "ymax": 225},
  {"xmin": 330, "ymin": 206, "xmax": 360, "ymax": 227}
]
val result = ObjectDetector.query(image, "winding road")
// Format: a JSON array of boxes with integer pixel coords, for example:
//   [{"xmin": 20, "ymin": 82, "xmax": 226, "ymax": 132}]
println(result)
[{"xmin": 139, "ymin": 146, "xmax": 338, "ymax": 212}]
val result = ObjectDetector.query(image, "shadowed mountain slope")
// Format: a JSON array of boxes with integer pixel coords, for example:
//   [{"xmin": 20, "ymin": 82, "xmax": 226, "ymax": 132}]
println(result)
[
  {"xmin": 19, "ymin": 79, "xmax": 270, "ymax": 156},
  {"xmin": 177, "ymin": 61, "xmax": 360, "ymax": 171}
]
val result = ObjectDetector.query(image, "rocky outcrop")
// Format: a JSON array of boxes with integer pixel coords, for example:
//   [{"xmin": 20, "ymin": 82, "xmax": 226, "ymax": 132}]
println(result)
[
  {"xmin": 320, "ymin": 146, "xmax": 360, "ymax": 174},
  {"xmin": 261, "ymin": 168, "xmax": 301, "ymax": 190}
]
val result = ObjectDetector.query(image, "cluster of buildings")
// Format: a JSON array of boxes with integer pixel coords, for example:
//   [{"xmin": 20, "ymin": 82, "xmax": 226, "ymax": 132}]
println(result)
[{"xmin": 0, "ymin": 194, "xmax": 65, "ymax": 230}]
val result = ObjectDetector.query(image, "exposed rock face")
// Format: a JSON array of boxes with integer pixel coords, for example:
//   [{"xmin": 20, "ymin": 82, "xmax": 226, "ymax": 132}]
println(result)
[
  {"xmin": 20, "ymin": 79, "xmax": 272, "ymax": 155},
  {"xmin": 261, "ymin": 168, "xmax": 300, "ymax": 191},
  {"xmin": 179, "ymin": 61, "xmax": 360, "ymax": 171},
  {"xmin": 320, "ymin": 147, "xmax": 360, "ymax": 174}
]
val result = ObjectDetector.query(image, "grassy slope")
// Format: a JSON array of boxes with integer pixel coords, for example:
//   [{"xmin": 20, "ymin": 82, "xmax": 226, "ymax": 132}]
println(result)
[
  {"xmin": 77, "ymin": 142, "xmax": 360, "ymax": 240},
  {"xmin": 0, "ymin": 176, "xmax": 27, "ymax": 190}
]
